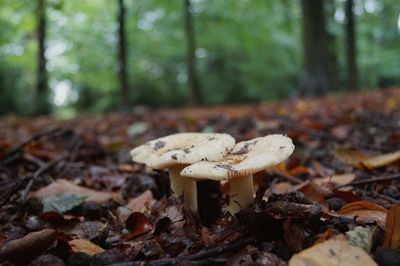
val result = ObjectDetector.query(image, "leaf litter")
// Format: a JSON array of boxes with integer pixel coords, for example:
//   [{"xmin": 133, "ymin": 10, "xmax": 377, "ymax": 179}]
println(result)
[{"xmin": 0, "ymin": 89, "xmax": 399, "ymax": 265}]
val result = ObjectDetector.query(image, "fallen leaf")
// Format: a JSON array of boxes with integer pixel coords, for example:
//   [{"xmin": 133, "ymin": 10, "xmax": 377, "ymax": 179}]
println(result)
[
  {"xmin": 338, "ymin": 201, "xmax": 387, "ymax": 227},
  {"xmin": 346, "ymin": 226, "xmax": 376, "ymax": 252},
  {"xmin": 68, "ymin": 239, "xmax": 104, "ymax": 256},
  {"xmin": 288, "ymin": 165, "xmax": 309, "ymax": 176},
  {"xmin": 334, "ymin": 148, "xmax": 368, "ymax": 168},
  {"xmin": 335, "ymin": 149, "xmax": 400, "ymax": 169},
  {"xmin": 42, "ymin": 194, "xmax": 87, "ymax": 213},
  {"xmin": 297, "ymin": 182, "xmax": 329, "ymax": 211},
  {"xmin": 0, "ymin": 229, "xmax": 57, "ymax": 263},
  {"xmin": 289, "ymin": 236, "xmax": 377, "ymax": 266},
  {"xmin": 32, "ymin": 179, "xmax": 114, "ymax": 203},
  {"xmin": 39, "ymin": 211, "xmax": 82, "ymax": 224},
  {"xmin": 64, "ymin": 221, "xmax": 108, "ymax": 243},
  {"xmin": 313, "ymin": 174, "xmax": 356, "ymax": 187},
  {"xmin": 124, "ymin": 212, "xmax": 153, "ymax": 239},
  {"xmin": 362, "ymin": 151, "xmax": 400, "ymax": 169},
  {"xmin": 383, "ymin": 205, "xmax": 400, "ymax": 249},
  {"xmin": 126, "ymin": 190, "xmax": 154, "ymax": 213}
]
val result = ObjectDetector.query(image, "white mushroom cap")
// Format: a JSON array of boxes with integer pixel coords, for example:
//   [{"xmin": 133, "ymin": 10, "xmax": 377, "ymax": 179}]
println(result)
[
  {"xmin": 181, "ymin": 134, "xmax": 295, "ymax": 180},
  {"xmin": 130, "ymin": 133, "xmax": 235, "ymax": 169}
]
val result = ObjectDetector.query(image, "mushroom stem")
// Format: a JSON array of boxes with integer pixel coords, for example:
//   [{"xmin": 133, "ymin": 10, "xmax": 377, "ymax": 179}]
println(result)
[
  {"xmin": 227, "ymin": 175, "xmax": 254, "ymax": 214},
  {"xmin": 168, "ymin": 167, "xmax": 198, "ymax": 212}
]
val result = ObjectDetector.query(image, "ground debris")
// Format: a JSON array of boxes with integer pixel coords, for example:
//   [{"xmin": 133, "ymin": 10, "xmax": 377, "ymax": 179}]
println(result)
[{"xmin": 0, "ymin": 89, "xmax": 400, "ymax": 264}]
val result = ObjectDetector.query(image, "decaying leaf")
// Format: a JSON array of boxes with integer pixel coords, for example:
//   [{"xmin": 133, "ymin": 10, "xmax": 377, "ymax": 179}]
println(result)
[
  {"xmin": 313, "ymin": 174, "xmax": 356, "ymax": 187},
  {"xmin": 383, "ymin": 205, "xmax": 400, "ymax": 249},
  {"xmin": 124, "ymin": 212, "xmax": 153, "ymax": 240},
  {"xmin": 346, "ymin": 226, "xmax": 375, "ymax": 252},
  {"xmin": 335, "ymin": 149, "xmax": 400, "ymax": 169},
  {"xmin": 334, "ymin": 148, "xmax": 368, "ymax": 168},
  {"xmin": 362, "ymin": 151, "xmax": 400, "ymax": 169},
  {"xmin": 42, "ymin": 194, "xmax": 87, "ymax": 213},
  {"xmin": 126, "ymin": 190, "xmax": 154, "ymax": 213},
  {"xmin": 289, "ymin": 236, "xmax": 377, "ymax": 266},
  {"xmin": 0, "ymin": 229, "xmax": 57, "ymax": 263},
  {"xmin": 338, "ymin": 201, "xmax": 387, "ymax": 227},
  {"xmin": 68, "ymin": 239, "xmax": 104, "ymax": 256},
  {"xmin": 32, "ymin": 179, "xmax": 115, "ymax": 203}
]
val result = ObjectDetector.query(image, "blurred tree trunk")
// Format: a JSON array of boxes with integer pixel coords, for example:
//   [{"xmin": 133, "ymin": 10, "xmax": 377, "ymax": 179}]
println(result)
[
  {"xmin": 345, "ymin": 0, "xmax": 358, "ymax": 90},
  {"xmin": 35, "ymin": 0, "xmax": 50, "ymax": 114},
  {"xmin": 118, "ymin": 0, "xmax": 129, "ymax": 108},
  {"xmin": 299, "ymin": 0, "xmax": 335, "ymax": 96},
  {"xmin": 184, "ymin": 0, "xmax": 202, "ymax": 105}
]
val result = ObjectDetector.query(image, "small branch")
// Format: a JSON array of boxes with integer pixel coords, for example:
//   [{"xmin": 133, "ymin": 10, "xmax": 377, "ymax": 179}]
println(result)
[
  {"xmin": 337, "ymin": 173, "xmax": 400, "ymax": 188},
  {"xmin": 21, "ymin": 156, "xmax": 64, "ymax": 202},
  {"xmin": 109, "ymin": 238, "xmax": 255, "ymax": 266},
  {"xmin": 0, "ymin": 128, "xmax": 62, "ymax": 166}
]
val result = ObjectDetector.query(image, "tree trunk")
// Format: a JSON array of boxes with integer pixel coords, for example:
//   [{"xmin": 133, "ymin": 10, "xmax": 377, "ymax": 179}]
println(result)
[
  {"xmin": 118, "ymin": 0, "xmax": 129, "ymax": 108},
  {"xmin": 35, "ymin": 0, "xmax": 49, "ymax": 114},
  {"xmin": 299, "ymin": 0, "xmax": 334, "ymax": 96},
  {"xmin": 184, "ymin": 0, "xmax": 202, "ymax": 105},
  {"xmin": 345, "ymin": 0, "xmax": 358, "ymax": 90}
]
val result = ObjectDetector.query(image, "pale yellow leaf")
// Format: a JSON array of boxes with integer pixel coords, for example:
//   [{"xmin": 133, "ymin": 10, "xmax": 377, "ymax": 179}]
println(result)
[
  {"xmin": 313, "ymin": 174, "xmax": 356, "ymax": 187},
  {"xmin": 289, "ymin": 237, "xmax": 377, "ymax": 266},
  {"xmin": 68, "ymin": 239, "xmax": 104, "ymax": 256},
  {"xmin": 362, "ymin": 151, "xmax": 400, "ymax": 169}
]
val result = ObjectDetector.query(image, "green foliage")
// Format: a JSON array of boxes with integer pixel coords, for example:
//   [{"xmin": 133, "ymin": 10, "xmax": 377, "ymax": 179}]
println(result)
[{"xmin": 0, "ymin": 0, "xmax": 399, "ymax": 115}]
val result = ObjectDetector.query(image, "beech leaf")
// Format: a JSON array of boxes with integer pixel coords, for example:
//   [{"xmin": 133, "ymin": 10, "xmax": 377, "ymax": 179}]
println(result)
[
  {"xmin": 32, "ymin": 179, "xmax": 115, "ymax": 203},
  {"xmin": 68, "ymin": 239, "xmax": 105, "ymax": 256},
  {"xmin": 289, "ymin": 237, "xmax": 377, "ymax": 266},
  {"xmin": 383, "ymin": 205, "xmax": 400, "ymax": 249},
  {"xmin": 0, "ymin": 229, "xmax": 57, "ymax": 263},
  {"xmin": 338, "ymin": 201, "xmax": 387, "ymax": 227},
  {"xmin": 42, "ymin": 194, "xmax": 87, "ymax": 213}
]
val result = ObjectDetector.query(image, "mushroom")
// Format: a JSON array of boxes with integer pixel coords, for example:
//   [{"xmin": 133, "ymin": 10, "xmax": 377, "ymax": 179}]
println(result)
[
  {"xmin": 130, "ymin": 133, "xmax": 235, "ymax": 212},
  {"xmin": 181, "ymin": 134, "xmax": 295, "ymax": 214}
]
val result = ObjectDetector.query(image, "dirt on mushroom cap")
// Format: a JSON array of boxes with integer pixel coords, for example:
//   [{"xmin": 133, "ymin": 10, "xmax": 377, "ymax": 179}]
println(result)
[
  {"xmin": 180, "ymin": 134, "xmax": 295, "ymax": 180},
  {"xmin": 130, "ymin": 132, "xmax": 235, "ymax": 169}
]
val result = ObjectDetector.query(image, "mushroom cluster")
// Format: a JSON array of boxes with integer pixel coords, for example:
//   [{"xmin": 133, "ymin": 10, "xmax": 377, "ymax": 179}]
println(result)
[{"xmin": 130, "ymin": 133, "xmax": 294, "ymax": 214}]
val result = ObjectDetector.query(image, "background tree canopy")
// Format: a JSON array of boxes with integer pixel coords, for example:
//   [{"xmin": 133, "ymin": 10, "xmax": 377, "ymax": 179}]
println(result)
[{"xmin": 0, "ymin": 0, "xmax": 399, "ymax": 116}]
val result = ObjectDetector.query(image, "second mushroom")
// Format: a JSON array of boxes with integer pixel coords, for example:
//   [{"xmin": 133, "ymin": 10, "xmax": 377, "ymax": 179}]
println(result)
[{"xmin": 181, "ymin": 134, "xmax": 295, "ymax": 214}]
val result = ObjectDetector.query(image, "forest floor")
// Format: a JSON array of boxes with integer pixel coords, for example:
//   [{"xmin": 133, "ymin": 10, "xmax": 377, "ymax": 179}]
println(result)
[{"xmin": 0, "ymin": 88, "xmax": 400, "ymax": 265}]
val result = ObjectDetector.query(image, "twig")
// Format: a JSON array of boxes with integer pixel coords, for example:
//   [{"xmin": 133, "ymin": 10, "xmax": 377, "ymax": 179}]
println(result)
[
  {"xmin": 337, "ymin": 173, "xmax": 400, "ymax": 188},
  {"xmin": 109, "ymin": 238, "xmax": 256, "ymax": 266},
  {"xmin": 21, "ymin": 156, "xmax": 64, "ymax": 202},
  {"xmin": 372, "ymin": 191, "xmax": 400, "ymax": 205},
  {"xmin": 273, "ymin": 171, "xmax": 303, "ymax": 184},
  {"xmin": 0, "ymin": 128, "xmax": 62, "ymax": 166}
]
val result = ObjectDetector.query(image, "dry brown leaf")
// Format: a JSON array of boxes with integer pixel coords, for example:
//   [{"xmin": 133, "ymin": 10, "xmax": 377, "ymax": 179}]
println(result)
[
  {"xmin": 68, "ymin": 239, "xmax": 104, "ymax": 256},
  {"xmin": 362, "ymin": 151, "xmax": 400, "ymax": 169},
  {"xmin": 0, "ymin": 229, "xmax": 57, "ymax": 263},
  {"xmin": 32, "ymin": 179, "xmax": 115, "ymax": 203},
  {"xmin": 126, "ymin": 190, "xmax": 155, "ymax": 213},
  {"xmin": 289, "ymin": 236, "xmax": 377, "ymax": 266},
  {"xmin": 338, "ymin": 201, "xmax": 387, "ymax": 227},
  {"xmin": 383, "ymin": 205, "xmax": 400, "ymax": 249},
  {"xmin": 334, "ymin": 148, "xmax": 368, "ymax": 168},
  {"xmin": 335, "ymin": 149, "xmax": 400, "ymax": 169},
  {"xmin": 313, "ymin": 174, "xmax": 356, "ymax": 187}
]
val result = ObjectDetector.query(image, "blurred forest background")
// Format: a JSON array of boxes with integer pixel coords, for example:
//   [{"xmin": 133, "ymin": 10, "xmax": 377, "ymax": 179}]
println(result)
[{"xmin": 0, "ymin": 0, "xmax": 399, "ymax": 117}]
